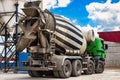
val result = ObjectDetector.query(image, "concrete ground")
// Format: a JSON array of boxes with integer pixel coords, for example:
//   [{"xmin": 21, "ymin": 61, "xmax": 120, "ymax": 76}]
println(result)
[{"xmin": 0, "ymin": 68, "xmax": 120, "ymax": 80}]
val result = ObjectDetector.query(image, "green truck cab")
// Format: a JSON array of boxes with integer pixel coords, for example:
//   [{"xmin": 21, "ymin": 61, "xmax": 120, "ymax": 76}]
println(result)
[
  {"xmin": 87, "ymin": 38, "xmax": 108, "ymax": 73},
  {"xmin": 87, "ymin": 38, "xmax": 107, "ymax": 59}
]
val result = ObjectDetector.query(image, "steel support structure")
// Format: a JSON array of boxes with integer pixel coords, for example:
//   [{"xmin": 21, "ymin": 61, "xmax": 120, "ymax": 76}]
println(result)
[
  {"xmin": 0, "ymin": 2, "xmax": 19, "ymax": 72},
  {"xmin": 15, "ymin": 2, "xmax": 19, "ymax": 72}
]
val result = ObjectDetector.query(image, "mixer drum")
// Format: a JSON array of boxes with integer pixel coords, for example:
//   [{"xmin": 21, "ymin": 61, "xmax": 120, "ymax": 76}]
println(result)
[{"xmin": 54, "ymin": 15, "xmax": 87, "ymax": 55}]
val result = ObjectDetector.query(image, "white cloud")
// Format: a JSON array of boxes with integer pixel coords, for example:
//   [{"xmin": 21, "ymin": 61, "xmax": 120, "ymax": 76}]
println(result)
[
  {"xmin": 43, "ymin": 0, "xmax": 71, "ymax": 10},
  {"xmin": 86, "ymin": 0, "xmax": 120, "ymax": 31},
  {"xmin": 43, "ymin": 0, "xmax": 57, "ymax": 10},
  {"xmin": 55, "ymin": 0, "xmax": 71, "ymax": 8},
  {"xmin": 72, "ymin": 19, "xmax": 77, "ymax": 23}
]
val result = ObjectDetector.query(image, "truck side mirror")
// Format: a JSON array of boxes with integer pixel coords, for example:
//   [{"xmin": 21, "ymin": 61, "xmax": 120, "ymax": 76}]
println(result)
[{"xmin": 104, "ymin": 44, "xmax": 108, "ymax": 50}]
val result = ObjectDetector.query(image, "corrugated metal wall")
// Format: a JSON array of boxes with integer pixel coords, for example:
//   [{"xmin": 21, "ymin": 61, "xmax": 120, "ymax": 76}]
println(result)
[{"xmin": 105, "ymin": 41, "xmax": 120, "ymax": 67}]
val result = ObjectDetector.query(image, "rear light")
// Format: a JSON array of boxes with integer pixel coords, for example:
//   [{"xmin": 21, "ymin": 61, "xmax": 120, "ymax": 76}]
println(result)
[
  {"xmin": 47, "ymin": 62, "xmax": 56, "ymax": 67},
  {"xmin": 22, "ymin": 62, "xmax": 29, "ymax": 66}
]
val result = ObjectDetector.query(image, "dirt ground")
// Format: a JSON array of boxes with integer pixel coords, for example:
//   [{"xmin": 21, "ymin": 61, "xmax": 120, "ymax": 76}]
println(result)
[{"xmin": 0, "ymin": 68, "xmax": 120, "ymax": 80}]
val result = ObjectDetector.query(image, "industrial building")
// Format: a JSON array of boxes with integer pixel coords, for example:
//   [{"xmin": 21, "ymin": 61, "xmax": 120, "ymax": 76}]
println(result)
[{"xmin": 99, "ymin": 31, "xmax": 120, "ymax": 67}]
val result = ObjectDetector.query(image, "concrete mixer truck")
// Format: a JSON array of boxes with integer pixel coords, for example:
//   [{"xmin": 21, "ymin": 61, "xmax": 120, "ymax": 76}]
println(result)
[{"xmin": 16, "ymin": 1, "xmax": 108, "ymax": 78}]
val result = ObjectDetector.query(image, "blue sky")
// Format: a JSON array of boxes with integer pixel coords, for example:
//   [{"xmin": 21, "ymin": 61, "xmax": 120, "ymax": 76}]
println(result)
[{"xmin": 43, "ymin": 0, "xmax": 120, "ymax": 32}]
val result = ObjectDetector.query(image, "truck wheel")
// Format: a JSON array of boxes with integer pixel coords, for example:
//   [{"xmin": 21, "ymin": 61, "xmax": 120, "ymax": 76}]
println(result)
[
  {"xmin": 95, "ymin": 61, "xmax": 104, "ymax": 73},
  {"xmin": 59, "ymin": 59, "xmax": 72, "ymax": 78},
  {"xmin": 71, "ymin": 60, "xmax": 82, "ymax": 76},
  {"xmin": 44, "ymin": 71, "xmax": 53, "ymax": 76},
  {"xmin": 28, "ymin": 70, "xmax": 43, "ymax": 77},
  {"xmin": 53, "ymin": 71, "xmax": 60, "ymax": 78},
  {"xmin": 84, "ymin": 60, "xmax": 95, "ymax": 75}
]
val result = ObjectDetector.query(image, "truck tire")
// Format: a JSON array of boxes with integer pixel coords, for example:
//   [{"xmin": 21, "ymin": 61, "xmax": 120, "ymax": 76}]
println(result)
[
  {"xmin": 84, "ymin": 60, "xmax": 95, "ymax": 75},
  {"xmin": 44, "ymin": 71, "xmax": 53, "ymax": 76},
  {"xmin": 71, "ymin": 60, "xmax": 82, "ymax": 76},
  {"xmin": 28, "ymin": 70, "xmax": 43, "ymax": 77},
  {"xmin": 53, "ymin": 71, "xmax": 60, "ymax": 78},
  {"xmin": 59, "ymin": 59, "xmax": 72, "ymax": 78},
  {"xmin": 95, "ymin": 61, "xmax": 104, "ymax": 73}
]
